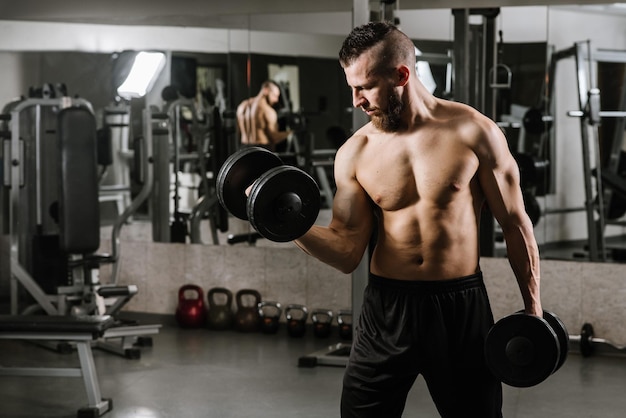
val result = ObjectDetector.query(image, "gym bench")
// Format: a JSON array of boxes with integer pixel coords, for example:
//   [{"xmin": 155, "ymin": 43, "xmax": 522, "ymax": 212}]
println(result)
[{"xmin": 0, "ymin": 315, "xmax": 115, "ymax": 418}]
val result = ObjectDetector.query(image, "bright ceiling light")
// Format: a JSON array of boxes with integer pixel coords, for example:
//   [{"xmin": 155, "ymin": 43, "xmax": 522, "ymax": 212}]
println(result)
[{"xmin": 117, "ymin": 51, "xmax": 166, "ymax": 99}]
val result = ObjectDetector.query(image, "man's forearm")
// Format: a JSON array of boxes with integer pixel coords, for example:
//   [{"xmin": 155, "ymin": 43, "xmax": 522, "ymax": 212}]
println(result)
[
  {"xmin": 294, "ymin": 225, "xmax": 366, "ymax": 274},
  {"xmin": 503, "ymin": 221, "xmax": 542, "ymax": 316}
]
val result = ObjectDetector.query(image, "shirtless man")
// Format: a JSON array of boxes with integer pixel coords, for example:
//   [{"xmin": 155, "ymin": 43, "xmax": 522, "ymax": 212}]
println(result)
[
  {"xmin": 294, "ymin": 22, "xmax": 541, "ymax": 417},
  {"xmin": 236, "ymin": 80, "xmax": 291, "ymax": 151}
]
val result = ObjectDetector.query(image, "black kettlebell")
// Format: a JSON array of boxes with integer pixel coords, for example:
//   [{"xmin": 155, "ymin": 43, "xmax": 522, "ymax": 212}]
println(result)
[
  {"xmin": 311, "ymin": 308, "xmax": 334, "ymax": 338},
  {"xmin": 235, "ymin": 289, "xmax": 262, "ymax": 332},
  {"xmin": 175, "ymin": 284, "xmax": 207, "ymax": 328},
  {"xmin": 206, "ymin": 287, "xmax": 234, "ymax": 331},
  {"xmin": 258, "ymin": 301, "xmax": 282, "ymax": 334},
  {"xmin": 337, "ymin": 309, "xmax": 353, "ymax": 340},
  {"xmin": 285, "ymin": 304, "xmax": 308, "ymax": 338}
]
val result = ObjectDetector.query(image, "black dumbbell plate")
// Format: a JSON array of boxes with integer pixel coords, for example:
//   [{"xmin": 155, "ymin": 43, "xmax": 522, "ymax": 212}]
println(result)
[
  {"xmin": 485, "ymin": 313, "xmax": 560, "ymax": 388},
  {"xmin": 216, "ymin": 147, "xmax": 283, "ymax": 220},
  {"xmin": 247, "ymin": 165, "xmax": 320, "ymax": 242}
]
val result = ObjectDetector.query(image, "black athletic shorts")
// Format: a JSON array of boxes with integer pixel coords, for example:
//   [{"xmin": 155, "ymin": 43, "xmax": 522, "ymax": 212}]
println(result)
[{"xmin": 341, "ymin": 272, "xmax": 503, "ymax": 418}]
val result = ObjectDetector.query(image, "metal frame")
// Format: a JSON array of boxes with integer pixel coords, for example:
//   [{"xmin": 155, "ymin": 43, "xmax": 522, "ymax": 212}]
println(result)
[{"xmin": 0, "ymin": 330, "xmax": 112, "ymax": 416}]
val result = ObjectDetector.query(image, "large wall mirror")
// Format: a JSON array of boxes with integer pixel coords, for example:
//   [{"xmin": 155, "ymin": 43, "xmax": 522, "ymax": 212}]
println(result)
[
  {"xmin": 0, "ymin": 3, "xmax": 625, "ymax": 264},
  {"xmin": 539, "ymin": 4, "xmax": 626, "ymax": 262}
]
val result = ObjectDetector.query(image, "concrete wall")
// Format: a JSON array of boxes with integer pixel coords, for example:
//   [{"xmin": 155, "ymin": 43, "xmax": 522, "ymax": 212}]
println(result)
[
  {"xmin": 89, "ymin": 218, "xmax": 626, "ymax": 346},
  {"xmin": 0, "ymin": 210, "xmax": 624, "ymax": 343}
]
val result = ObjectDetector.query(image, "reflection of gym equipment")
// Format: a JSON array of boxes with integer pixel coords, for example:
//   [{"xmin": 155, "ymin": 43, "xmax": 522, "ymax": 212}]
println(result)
[
  {"xmin": 97, "ymin": 102, "xmax": 133, "ymax": 219},
  {"xmin": 538, "ymin": 42, "xmax": 626, "ymax": 261},
  {"xmin": 2, "ymin": 96, "xmax": 159, "ymax": 360},
  {"xmin": 149, "ymin": 96, "xmax": 227, "ymax": 244},
  {"xmin": 189, "ymin": 107, "xmax": 230, "ymax": 244}
]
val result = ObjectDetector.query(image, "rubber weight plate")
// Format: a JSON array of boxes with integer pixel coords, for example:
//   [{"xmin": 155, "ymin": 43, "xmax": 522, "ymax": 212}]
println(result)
[
  {"xmin": 485, "ymin": 312, "xmax": 560, "ymax": 388},
  {"xmin": 580, "ymin": 323, "xmax": 595, "ymax": 357},
  {"xmin": 515, "ymin": 309, "xmax": 569, "ymax": 373},
  {"xmin": 247, "ymin": 165, "xmax": 321, "ymax": 242},
  {"xmin": 542, "ymin": 311, "xmax": 569, "ymax": 372},
  {"xmin": 216, "ymin": 147, "xmax": 283, "ymax": 220}
]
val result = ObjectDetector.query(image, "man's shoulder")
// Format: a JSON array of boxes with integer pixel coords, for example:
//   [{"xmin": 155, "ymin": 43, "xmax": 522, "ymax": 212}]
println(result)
[{"xmin": 436, "ymin": 100, "xmax": 499, "ymax": 134}]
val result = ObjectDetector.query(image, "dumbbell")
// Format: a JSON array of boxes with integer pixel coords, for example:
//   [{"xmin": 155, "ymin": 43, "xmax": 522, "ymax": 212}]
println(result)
[
  {"xmin": 216, "ymin": 146, "xmax": 321, "ymax": 242},
  {"xmin": 484, "ymin": 310, "xmax": 568, "ymax": 388}
]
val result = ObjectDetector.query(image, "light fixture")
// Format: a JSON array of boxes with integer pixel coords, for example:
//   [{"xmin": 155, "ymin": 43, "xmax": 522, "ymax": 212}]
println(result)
[{"xmin": 116, "ymin": 51, "xmax": 166, "ymax": 99}]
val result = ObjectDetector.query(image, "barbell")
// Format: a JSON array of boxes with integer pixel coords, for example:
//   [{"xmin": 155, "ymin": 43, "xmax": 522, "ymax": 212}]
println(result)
[
  {"xmin": 485, "ymin": 310, "xmax": 568, "ymax": 388},
  {"xmin": 570, "ymin": 322, "xmax": 626, "ymax": 358},
  {"xmin": 216, "ymin": 146, "xmax": 321, "ymax": 242}
]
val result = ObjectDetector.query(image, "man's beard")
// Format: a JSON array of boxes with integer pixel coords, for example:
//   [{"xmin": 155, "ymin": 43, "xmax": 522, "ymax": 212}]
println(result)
[{"xmin": 370, "ymin": 91, "xmax": 403, "ymax": 132}]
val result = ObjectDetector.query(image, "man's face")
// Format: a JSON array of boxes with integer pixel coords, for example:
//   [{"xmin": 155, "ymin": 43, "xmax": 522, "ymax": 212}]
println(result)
[
  {"xmin": 343, "ymin": 52, "xmax": 404, "ymax": 132},
  {"xmin": 266, "ymin": 85, "xmax": 281, "ymax": 106}
]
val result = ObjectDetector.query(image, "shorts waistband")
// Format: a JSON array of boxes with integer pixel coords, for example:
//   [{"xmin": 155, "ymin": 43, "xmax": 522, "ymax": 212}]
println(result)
[{"xmin": 368, "ymin": 271, "xmax": 484, "ymax": 293}]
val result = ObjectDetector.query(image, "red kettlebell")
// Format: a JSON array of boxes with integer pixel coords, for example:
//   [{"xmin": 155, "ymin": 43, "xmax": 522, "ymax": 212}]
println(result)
[
  {"xmin": 175, "ymin": 284, "xmax": 207, "ymax": 328},
  {"xmin": 235, "ymin": 289, "xmax": 262, "ymax": 332}
]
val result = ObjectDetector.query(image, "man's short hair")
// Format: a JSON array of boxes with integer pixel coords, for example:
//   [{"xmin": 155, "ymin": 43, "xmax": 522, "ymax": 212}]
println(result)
[{"xmin": 338, "ymin": 21, "xmax": 415, "ymax": 75}]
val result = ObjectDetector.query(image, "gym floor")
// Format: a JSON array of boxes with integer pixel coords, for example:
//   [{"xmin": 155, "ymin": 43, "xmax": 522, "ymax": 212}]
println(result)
[{"xmin": 1, "ymin": 313, "xmax": 626, "ymax": 418}]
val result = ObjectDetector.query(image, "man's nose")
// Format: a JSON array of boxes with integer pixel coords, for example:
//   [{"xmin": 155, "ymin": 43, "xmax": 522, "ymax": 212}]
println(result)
[{"xmin": 352, "ymin": 90, "xmax": 366, "ymax": 108}]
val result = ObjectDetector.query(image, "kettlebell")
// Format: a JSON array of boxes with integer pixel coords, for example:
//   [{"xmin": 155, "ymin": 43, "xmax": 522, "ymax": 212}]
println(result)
[
  {"xmin": 206, "ymin": 287, "xmax": 234, "ymax": 330},
  {"xmin": 311, "ymin": 308, "xmax": 334, "ymax": 338},
  {"xmin": 175, "ymin": 284, "xmax": 206, "ymax": 328},
  {"xmin": 258, "ymin": 301, "xmax": 282, "ymax": 334},
  {"xmin": 337, "ymin": 309, "xmax": 353, "ymax": 340},
  {"xmin": 235, "ymin": 289, "xmax": 262, "ymax": 332},
  {"xmin": 285, "ymin": 304, "xmax": 308, "ymax": 338}
]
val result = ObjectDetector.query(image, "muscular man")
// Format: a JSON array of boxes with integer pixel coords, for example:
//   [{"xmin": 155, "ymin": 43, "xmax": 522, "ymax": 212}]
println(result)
[
  {"xmin": 294, "ymin": 22, "xmax": 541, "ymax": 417},
  {"xmin": 236, "ymin": 80, "xmax": 291, "ymax": 151}
]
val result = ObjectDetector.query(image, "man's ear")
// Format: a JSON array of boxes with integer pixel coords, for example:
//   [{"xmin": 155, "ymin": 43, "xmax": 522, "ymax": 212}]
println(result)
[{"xmin": 396, "ymin": 65, "xmax": 410, "ymax": 87}]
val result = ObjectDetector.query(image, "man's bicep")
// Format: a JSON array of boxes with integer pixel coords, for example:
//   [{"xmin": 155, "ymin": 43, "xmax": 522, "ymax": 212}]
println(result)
[
  {"xmin": 474, "ymin": 122, "xmax": 526, "ymax": 223},
  {"xmin": 328, "ymin": 157, "xmax": 374, "ymax": 242},
  {"xmin": 330, "ymin": 181, "xmax": 372, "ymax": 231},
  {"xmin": 479, "ymin": 146, "xmax": 526, "ymax": 229}
]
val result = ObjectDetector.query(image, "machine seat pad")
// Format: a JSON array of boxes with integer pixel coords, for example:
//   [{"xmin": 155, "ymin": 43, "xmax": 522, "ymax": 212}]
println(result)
[{"xmin": 0, "ymin": 315, "xmax": 115, "ymax": 336}]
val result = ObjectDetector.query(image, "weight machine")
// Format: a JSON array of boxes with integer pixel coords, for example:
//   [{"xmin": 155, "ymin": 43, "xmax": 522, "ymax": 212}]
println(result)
[
  {"xmin": 540, "ymin": 41, "xmax": 626, "ymax": 261},
  {"xmin": 1, "ymin": 94, "xmax": 159, "ymax": 359}
]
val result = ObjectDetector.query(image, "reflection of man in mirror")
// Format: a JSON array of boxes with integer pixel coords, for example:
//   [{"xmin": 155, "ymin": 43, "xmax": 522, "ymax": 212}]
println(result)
[{"xmin": 236, "ymin": 80, "xmax": 292, "ymax": 151}]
